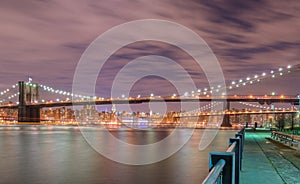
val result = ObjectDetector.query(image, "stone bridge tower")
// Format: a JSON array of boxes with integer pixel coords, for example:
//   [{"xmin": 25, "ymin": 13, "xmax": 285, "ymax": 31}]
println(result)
[{"xmin": 18, "ymin": 81, "xmax": 40, "ymax": 122}]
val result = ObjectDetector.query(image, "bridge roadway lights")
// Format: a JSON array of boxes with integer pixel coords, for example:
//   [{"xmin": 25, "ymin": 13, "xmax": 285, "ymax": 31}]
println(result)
[{"xmin": 209, "ymin": 152, "xmax": 235, "ymax": 184}]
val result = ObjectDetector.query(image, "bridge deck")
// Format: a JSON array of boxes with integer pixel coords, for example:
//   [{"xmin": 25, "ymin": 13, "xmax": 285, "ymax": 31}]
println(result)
[{"xmin": 0, "ymin": 95, "xmax": 299, "ymax": 109}]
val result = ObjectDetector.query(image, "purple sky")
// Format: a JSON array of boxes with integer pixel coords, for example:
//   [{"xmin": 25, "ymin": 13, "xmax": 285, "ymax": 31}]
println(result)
[{"xmin": 1, "ymin": 0, "xmax": 300, "ymax": 98}]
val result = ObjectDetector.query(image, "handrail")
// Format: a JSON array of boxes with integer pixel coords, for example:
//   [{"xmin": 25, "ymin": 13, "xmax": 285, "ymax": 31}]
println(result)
[
  {"xmin": 271, "ymin": 131, "xmax": 300, "ymax": 149},
  {"xmin": 272, "ymin": 131, "xmax": 300, "ymax": 141},
  {"xmin": 202, "ymin": 127, "xmax": 245, "ymax": 184},
  {"xmin": 226, "ymin": 141, "xmax": 237, "ymax": 152},
  {"xmin": 202, "ymin": 159, "xmax": 226, "ymax": 184}
]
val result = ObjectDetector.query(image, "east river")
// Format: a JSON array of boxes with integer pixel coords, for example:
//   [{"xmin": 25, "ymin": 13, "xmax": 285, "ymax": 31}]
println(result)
[{"xmin": 0, "ymin": 126, "xmax": 236, "ymax": 184}]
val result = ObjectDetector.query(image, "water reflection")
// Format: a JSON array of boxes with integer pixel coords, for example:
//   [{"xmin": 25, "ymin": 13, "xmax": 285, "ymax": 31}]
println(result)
[{"xmin": 0, "ymin": 127, "xmax": 235, "ymax": 184}]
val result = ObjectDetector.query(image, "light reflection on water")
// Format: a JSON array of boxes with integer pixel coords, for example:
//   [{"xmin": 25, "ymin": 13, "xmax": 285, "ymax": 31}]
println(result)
[{"xmin": 0, "ymin": 127, "xmax": 235, "ymax": 184}]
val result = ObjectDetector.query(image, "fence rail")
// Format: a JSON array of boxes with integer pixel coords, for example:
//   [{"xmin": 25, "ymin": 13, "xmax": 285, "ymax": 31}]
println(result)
[
  {"xmin": 271, "ymin": 131, "xmax": 300, "ymax": 150},
  {"xmin": 202, "ymin": 159, "xmax": 226, "ymax": 184},
  {"xmin": 202, "ymin": 128, "xmax": 245, "ymax": 184}
]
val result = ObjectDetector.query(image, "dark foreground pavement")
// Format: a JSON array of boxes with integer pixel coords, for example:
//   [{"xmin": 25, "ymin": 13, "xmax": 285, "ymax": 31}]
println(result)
[{"xmin": 241, "ymin": 131, "xmax": 300, "ymax": 184}]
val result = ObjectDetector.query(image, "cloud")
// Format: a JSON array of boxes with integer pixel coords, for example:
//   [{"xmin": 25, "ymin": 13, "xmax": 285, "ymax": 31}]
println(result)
[{"xmin": 0, "ymin": 0, "xmax": 299, "ymax": 100}]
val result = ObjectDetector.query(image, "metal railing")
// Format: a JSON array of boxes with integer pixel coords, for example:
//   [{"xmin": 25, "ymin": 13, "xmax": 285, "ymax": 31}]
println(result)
[
  {"xmin": 202, "ymin": 128, "xmax": 245, "ymax": 184},
  {"xmin": 271, "ymin": 131, "xmax": 300, "ymax": 150}
]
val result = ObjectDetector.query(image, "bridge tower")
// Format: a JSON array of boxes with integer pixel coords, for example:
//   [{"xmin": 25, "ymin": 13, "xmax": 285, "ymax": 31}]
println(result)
[
  {"xmin": 221, "ymin": 100, "xmax": 232, "ymax": 127},
  {"xmin": 18, "ymin": 81, "xmax": 41, "ymax": 122}
]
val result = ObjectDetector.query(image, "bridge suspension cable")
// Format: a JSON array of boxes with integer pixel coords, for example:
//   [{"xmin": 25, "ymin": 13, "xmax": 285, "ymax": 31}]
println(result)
[
  {"xmin": 0, "ymin": 83, "xmax": 19, "ymax": 103},
  {"xmin": 38, "ymin": 83, "xmax": 97, "ymax": 101},
  {"xmin": 0, "ymin": 64, "xmax": 299, "ymax": 105},
  {"xmin": 183, "ymin": 64, "xmax": 299, "ymax": 97}
]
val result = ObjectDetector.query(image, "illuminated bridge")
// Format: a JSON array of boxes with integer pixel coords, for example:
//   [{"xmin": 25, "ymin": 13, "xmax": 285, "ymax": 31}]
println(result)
[
  {"xmin": 0, "ymin": 81, "xmax": 299, "ymax": 126},
  {"xmin": 0, "ymin": 64, "xmax": 299, "ymax": 126}
]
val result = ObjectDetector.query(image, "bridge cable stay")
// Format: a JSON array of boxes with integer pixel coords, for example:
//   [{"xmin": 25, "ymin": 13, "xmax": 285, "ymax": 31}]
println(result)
[
  {"xmin": 183, "ymin": 64, "xmax": 298, "ymax": 97},
  {"xmin": 0, "ymin": 83, "xmax": 19, "ymax": 104},
  {"xmin": 0, "ymin": 64, "xmax": 298, "ymax": 105}
]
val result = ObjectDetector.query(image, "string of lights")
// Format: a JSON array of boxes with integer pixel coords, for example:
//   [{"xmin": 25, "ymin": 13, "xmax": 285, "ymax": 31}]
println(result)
[
  {"xmin": 0, "ymin": 64, "xmax": 298, "ymax": 105},
  {"xmin": 238, "ymin": 101, "xmax": 297, "ymax": 111},
  {"xmin": 38, "ymin": 83, "xmax": 96, "ymax": 100},
  {"xmin": 183, "ymin": 64, "xmax": 296, "ymax": 97},
  {"xmin": 0, "ymin": 83, "xmax": 19, "ymax": 103},
  {"xmin": 36, "ymin": 64, "xmax": 298, "ymax": 99}
]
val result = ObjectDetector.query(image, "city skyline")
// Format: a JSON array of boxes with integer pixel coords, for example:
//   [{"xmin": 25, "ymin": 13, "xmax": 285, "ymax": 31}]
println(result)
[{"xmin": 0, "ymin": 0, "xmax": 300, "ymax": 97}]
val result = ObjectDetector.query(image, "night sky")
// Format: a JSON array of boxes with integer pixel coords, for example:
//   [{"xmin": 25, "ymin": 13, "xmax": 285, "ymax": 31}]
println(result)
[{"xmin": 1, "ymin": 0, "xmax": 300, "ymax": 98}]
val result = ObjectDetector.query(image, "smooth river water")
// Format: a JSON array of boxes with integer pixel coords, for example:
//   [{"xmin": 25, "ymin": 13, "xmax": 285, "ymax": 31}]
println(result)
[{"xmin": 0, "ymin": 126, "xmax": 236, "ymax": 184}]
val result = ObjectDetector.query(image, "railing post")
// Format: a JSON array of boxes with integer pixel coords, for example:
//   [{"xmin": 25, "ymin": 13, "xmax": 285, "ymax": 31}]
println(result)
[
  {"xmin": 235, "ymin": 133, "xmax": 244, "ymax": 159},
  {"xmin": 229, "ymin": 138, "xmax": 241, "ymax": 184},
  {"xmin": 203, "ymin": 128, "xmax": 245, "ymax": 184},
  {"xmin": 210, "ymin": 152, "xmax": 235, "ymax": 184}
]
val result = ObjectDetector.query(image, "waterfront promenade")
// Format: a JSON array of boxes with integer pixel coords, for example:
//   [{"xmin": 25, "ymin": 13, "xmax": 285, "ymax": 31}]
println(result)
[{"xmin": 241, "ymin": 131, "xmax": 300, "ymax": 184}]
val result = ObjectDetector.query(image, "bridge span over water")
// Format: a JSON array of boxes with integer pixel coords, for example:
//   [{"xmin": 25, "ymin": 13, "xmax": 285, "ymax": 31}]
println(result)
[{"xmin": 0, "ymin": 81, "xmax": 299, "ymax": 126}]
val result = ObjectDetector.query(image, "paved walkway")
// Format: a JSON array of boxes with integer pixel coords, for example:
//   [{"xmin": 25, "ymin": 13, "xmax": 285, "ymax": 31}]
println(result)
[{"xmin": 241, "ymin": 131, "xmax": 300, "ymax": 184}]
